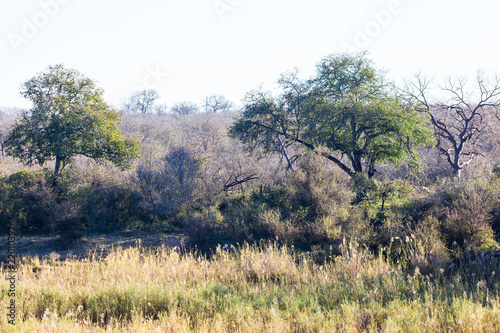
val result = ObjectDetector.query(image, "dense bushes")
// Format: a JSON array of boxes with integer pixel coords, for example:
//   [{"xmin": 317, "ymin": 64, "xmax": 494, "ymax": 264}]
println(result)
[
  {"xmin": 0, "ymin": 169, "xmax": 55, "ymax": 234},
  {"xmin": 404, "ymin": 175, "xmax": 500, "ymax": 252},
  {"xmin": 133, "ymin": 146, "xmax": 211, "ymax": 226},
  {"xmin": 1, "ymin": 111, "xmax": 500, "ymax": 266},
  {"xmin": 0, "ymin": 164, "xmax": 141, "ymax": 244}
]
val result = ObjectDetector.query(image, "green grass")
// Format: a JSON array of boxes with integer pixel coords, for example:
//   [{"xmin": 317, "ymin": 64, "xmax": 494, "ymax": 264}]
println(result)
[{"xmin": 1, "ymin": 242, "xmax": 500, "ymax": 332}]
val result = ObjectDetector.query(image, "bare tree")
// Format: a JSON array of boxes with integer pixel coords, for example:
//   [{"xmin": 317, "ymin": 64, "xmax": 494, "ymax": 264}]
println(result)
[
  {"xmin": 405, "ymin": 71, "xmax": 500, "ymax": 178},
  {"xmin": 154, "ymin": 102, "xmax": 167, "ymax": 115},
  {"xmin": 124, "ymin": 89, "xmax": 160, "ymax": 114},
  {"xmin": 204, "ymin": 94, "xmax": 233, "ymax": 113},
  {"xmin": 182, "ymin": 114, "xmax": 226, "ymax": 153},
  {"xmin": 171, "ymin": 101, "xmax": 199, "ymax": 115}
]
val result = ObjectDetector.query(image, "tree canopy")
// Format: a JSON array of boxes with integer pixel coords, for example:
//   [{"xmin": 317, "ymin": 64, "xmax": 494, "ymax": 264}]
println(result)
[
  {"xmin": 204, "ymin": 94, "xmax": 233, "ymax": 113},
  {"xmin": 5, "ymin": 64, "xmax": 142, "ymax": 175},
  {"xmin": 229, "ymin": 53, "xmax": 435, "ymax": 178},
  {"xmin": 171, "ymin": 101, "xmax": 199, "ymax": 115}
]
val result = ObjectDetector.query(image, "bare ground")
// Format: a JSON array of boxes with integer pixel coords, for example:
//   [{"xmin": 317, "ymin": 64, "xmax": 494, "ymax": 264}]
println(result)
[{"xmin": 0, "ymin": 231, "xmax": 189, "ymax": 261}]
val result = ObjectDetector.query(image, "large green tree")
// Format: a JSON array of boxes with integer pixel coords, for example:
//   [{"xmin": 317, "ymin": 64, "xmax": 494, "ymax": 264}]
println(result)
[
  {"xmin": 229, "ymin": 53, "xmax": 435, "ymax": 178},
  {"xmin": 6, "ymin": 64, "xmax": 141, "ymax": 175}
]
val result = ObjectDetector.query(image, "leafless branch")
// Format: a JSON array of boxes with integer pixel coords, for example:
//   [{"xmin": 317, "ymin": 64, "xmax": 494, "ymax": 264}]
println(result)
[{"xmin": 404, "ymin": 70, "xmax": 500, "ymax": 177}]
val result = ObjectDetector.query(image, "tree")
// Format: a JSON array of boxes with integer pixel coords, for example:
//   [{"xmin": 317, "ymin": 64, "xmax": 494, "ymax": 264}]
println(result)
[
  {"xmin": 229, "ymin": 53, "xmax": 435, "ymax": 179},
  {"xmin": 171, "ymin": 101, "xmax": 199, "ymax": 115},
  {"xmin": 5, "ymin": 64, "xmax": 142, "ymax": 175},
  {"xmin": 0, "ymin": 132, "xmax": 4, "ymax": 159},
  {"xmin": 405, "ymin": 71, "xmax": 500, "ymax": 178},
  {"xmin": 154, "ymin": 102, "xmax": 167, "ymax": 115},
  {"xmin": 204, "ymin": 94, "xmax": 233, "ymax": 113},
  {"xmin": 134, "ymin": 147, "xmax": 204, "ymax": 219},
  {"xmin": 124, "ymin": 89, "xmax": 160, "ymax": 114}
]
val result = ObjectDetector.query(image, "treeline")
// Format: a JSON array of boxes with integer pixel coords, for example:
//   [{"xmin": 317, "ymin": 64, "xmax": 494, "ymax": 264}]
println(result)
[
  {"xmin": 1, "ymin": 54, "xmax": 500, "ymax": 273},
  {"xmin": 1, "ymin": 111, "xmax": 500, "ymax": 262}
]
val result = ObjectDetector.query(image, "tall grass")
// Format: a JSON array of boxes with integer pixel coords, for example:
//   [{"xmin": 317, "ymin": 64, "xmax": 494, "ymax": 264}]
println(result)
[{"xmin": 1, "ymin": 241, "xmax": 500, "ymax": 332}]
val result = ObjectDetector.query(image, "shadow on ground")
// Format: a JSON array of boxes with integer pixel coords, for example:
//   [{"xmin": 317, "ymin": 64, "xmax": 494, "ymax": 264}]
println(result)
[{"xmin": 0, "ymin": 231, "xmax": 189, "ymax": 261}]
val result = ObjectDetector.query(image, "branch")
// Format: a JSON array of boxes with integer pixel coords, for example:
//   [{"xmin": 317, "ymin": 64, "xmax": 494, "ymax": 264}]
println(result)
[
  {"xmin": 222, "ymin": 173, "xmax": 259, "ymax": 192},
  {"xmin": 246, "ymin": 120, "xmax": 355, "ymax": 177}
]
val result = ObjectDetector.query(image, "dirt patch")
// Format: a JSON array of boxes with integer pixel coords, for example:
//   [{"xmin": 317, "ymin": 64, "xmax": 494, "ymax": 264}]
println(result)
[{"xmin": 0, "ymin": 231, "xmax": 189, "ymax": 261}]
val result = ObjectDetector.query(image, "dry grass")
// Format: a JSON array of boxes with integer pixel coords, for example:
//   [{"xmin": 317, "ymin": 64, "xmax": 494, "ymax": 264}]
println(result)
[{"xmin": 1, "ymin": 242, "xmax": 500, "ymax": 332}]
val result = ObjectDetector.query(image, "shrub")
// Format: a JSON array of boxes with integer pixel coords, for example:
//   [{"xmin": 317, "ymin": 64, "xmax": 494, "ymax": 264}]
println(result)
[
  {"xmin": 74, "ymin": 184, "xmax": 140, "ymax": 232},
  {"xmin": 219, "ymin": 199, "xmax": 271, "ymax": 244},
  {"xmin": 56, "ymin": 216, "xmax": 85, "ymax": 247},
  {"xmin": 134, "ymin": 146, "xmax": 206, "ymax": 226},
  {"xmin": 0, "ymin": 179, "xmax": 24, "ymax": 234},
  {"xmin": 255, "ymin": 154, "xmax": 352, "ymax": 247},
  {"xmin": 438, "ymin": 181, "xmax": 498, "ymax": 251},
  {"xmin": 493, "ymin": 165, "xmax": 500, "ymax": 178},
  {"xmin": 386, "ymin": 217, "xmax": 449, "ymax": 275},
  {"xmin": 184, "ymin": 207, "xmax": 224, "ymax": 252},
  {"xmin": 403, "ymin": 176, "xmax": 500, "ymax": 254},
  {"xmin": 0, "ymin": 169, "xmax": 56, "ymax": 234}
]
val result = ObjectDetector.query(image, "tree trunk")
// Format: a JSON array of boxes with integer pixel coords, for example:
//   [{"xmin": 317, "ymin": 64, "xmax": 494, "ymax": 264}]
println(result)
[
  {"xmin": 351, "ymin": 153, "xmax": 364, "ymax": 175},
  {"xmin": 0, "ymin": 136, "xmax": 4, "ymax": 159},
  {"xmin": 452, "ymin": 166, "xmax": 461, "ymax": 179},
  {"xmin": 367, "ymin": 159, "xmax": 376, "ymax": 178},
  {"xmin": 452, "ymin": 153, "xmax": 461, "ymax": 179},
  {"xmin": 55, "ymin": 155, "xmax": 62, "ymax": 175}
]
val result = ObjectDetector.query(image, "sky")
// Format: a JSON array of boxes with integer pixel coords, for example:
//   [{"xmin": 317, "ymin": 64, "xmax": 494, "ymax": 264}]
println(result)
[{"xmin": 1, "ymin": 0, "xmax": 499, "ymax": 110}]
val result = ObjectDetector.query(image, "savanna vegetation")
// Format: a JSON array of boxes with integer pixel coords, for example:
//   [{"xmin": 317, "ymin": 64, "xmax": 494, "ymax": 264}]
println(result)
[{"xmin": 1, "ymin": 53, "xmax": 500, "ymax": 331}]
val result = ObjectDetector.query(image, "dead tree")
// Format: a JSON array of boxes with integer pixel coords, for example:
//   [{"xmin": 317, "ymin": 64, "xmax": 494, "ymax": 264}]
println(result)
[{"xmin": 405, "ymin": 71, "xmax": 500, "ymax": 178}]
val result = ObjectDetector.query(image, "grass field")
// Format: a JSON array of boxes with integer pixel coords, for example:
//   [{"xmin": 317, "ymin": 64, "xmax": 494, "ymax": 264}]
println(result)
[{"xmin": 1, "ymin": 241, "xmax": 500, "ymax": 332}]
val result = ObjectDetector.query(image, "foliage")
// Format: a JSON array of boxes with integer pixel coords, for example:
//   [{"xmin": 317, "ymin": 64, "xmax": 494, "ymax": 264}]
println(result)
[
  {"xmin": 230, "ymin": 53, "xmax": 435, "ymax": 179},
  {"xmin": 403, "ymin": 175, "xmax": 500, "ymax": 252},
  {"xmin": 0, "ymin": 170, "xmax": 55, "ymax": 234},
  {"xmin": 215, "ymin": 154, "xmax": 352, "ymax": 249},
  {"xmin": 5, "ymin": 64, "xmax": 141, "ymax": 175},
  {"xmin": 494, "ymin": 165, "xmax": 500, "ymax": 178},
  {"xmin": 0, "ymin": 164, "xmax": 143, "ymax": 239}
]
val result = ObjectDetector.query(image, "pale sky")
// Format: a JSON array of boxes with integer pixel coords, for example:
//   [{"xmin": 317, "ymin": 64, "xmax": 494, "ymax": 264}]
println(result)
[{"xmin": 1, "ymin": 0, "xmax": 499, "ymax": 110}]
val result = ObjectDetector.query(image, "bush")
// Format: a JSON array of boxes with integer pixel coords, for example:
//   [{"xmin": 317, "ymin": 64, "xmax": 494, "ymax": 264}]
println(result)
[
  {"xmin": 385, "ymin": 217, "xmax": 449, "ymax": 275},
  {"xmin": 134, "ymin": 147, "xmax": 207, "ymax": 226},
  {"xmin": 219, "ymin": 199, "xmax": 272, "ymax": 244},
  {"xmin": 0, "ymin": 169, "xmax": 56, "ymax": 234},
  {"xmin": 403, "ymin": 176, "xmax": 500, "ymax": 254},
  {"xmin": 492, "ymin": 165, "xmax": 500, "ymax": 178},
  {"xmin": 0, "ymin": 164, "xmax": 145, "ymax": 237},
  {"xmin": 438, "ymin": 181, "xmax": 498, "ymax": 251},
  {"xmin": 264, "ymin": 155, "xmax": 352, "ymax": 245},
  {"xmin": 0, "ymin": 180, "xmax": 24, "ymax": 234},
  {"xmin": 74, "ymin": 184, "xmax": 140, "ymax": 232},
  {"xmin": 56, "ymin": 216, "xmax": 85, "ymax": 247},
  {"xmin": 184, "ymin": 207, "xmax": 224, "ymax": 252}
]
